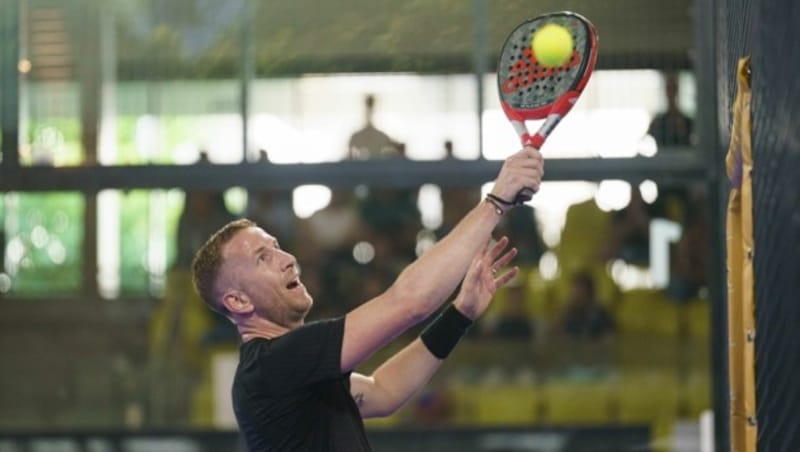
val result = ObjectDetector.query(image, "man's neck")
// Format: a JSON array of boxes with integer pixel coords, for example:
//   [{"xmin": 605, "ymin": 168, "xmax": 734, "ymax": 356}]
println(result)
[{"xmin": 237, "ymin": 315, "xmax": 301, "ymax": 342}]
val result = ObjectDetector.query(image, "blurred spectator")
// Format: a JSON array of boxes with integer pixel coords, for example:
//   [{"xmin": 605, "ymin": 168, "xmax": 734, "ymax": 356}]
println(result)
[
  {"xmin": 303, "ymin": 189, "xmax": 364, "ymax": 255},
  {"xmin": 443, "ymin": 139, "xmax": 454, "ymax": 159},
  {"xmin": 175, "ymin": 192, "xmax": 237, "ymax": 270},
  {"xmin": 247, "ymin": 150, "xmax": 296, "ymax": 249},
  {"xmin": 173, "ymin": 152, "xmax": 238, "ymax": 269},
  {"xmin": 437, "ymin": 140, "xmax": 481, "ymax": 239},
  {"xmin": 648, "ymin": 71, "xmax": 694, "ymax": 148},
  {"xmin": 298, "ymin": 189, "xmax": 367, "ymax": 314},
  {"xmin": 645, "ymin": 71, "xmax": 695, "ymax": 237},
  {"xmin": 498, "ymin": 206, "xmax": 544, "ymax": 266},
  {"xmin": 668, "ymin": 186, "xmax": 710, "ymax": 301},
  {"xmin": 348, "ymin": 94, "xmax": 403, "ymax": 160},
  {"xmin": 358, "ymin": 186, "xmax": 421, "ymax": 274},
  {"xmin": 489, "ymin": 284, "xmax": 535, "ymax": 340},
  {"xmin": 555, "ymin": 271, "xmax": 615, "ymax": 341},
  {"xmin": 603, "ymin": 186, "xmax": 653, "ymax": 266}
]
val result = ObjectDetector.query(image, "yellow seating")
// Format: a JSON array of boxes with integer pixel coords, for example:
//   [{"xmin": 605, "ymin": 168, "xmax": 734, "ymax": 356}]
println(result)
[
  {"xmin": 683, "ymin": 370, "xmax": 712, "ymax": 418},
  {"xmin": 557, "ymin": 199, "xmax": 611, "ymax": 276},
  {"xmin": 543, "ymin": 378, "xmax": 614, "ymax": 424},
  {"xmin": 447, "ymin": 382, "xmax": 541, "ymax": 426},
  {"xmin": 447, "ymin": 381, "xmax": 480, "ymax": 425},
  {"xmin": 616, "ymin": 370, "xmax": 680, "ymax": 423},
  {"xmin": 616, "ymin": 289, "xmax": 680, "ymax": 336},
  {"xmin": 474, "ymin": 385, "xmax": 541, "ymax": 425},
  {"xmin": 686, "ymin": 298, "xmax": 711, "ymax": 338}
]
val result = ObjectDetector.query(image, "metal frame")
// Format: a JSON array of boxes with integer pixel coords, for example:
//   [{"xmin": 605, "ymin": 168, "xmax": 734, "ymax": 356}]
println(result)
[
  {"xmin": 694, "ymin": 0, "xmax": 730, "ymax": 450},
  {"xmin": 0, "ymin": 0, "xmax": 21, "ymax": 175},
  {"xmin": 1, "ymin": 151, "xmax": 705, "ymax": 192}
]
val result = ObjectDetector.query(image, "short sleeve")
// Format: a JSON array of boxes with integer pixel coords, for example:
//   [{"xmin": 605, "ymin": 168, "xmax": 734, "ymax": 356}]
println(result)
[{"xmin": 254, "ymin": 317, "xmax": 345, "ymax": 394}]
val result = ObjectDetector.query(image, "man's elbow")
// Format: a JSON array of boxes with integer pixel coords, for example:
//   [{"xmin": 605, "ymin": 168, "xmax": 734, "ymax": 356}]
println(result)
[
  {"xmin": 364, "ymin": 377, "xmax": 408, "ymax": 418},
  {"xmin": 364, "ymin": 405, "xmax": 399, "ymax": 419},
  {"xmin": 365, "ymin": 398, "xmax": 404, "ymax": 419}
]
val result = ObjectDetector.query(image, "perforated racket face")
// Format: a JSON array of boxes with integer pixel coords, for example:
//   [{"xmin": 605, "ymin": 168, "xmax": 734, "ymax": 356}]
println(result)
[{"xmin": 498, "ymin": 12, "xmax": 594, "ymax": 116}]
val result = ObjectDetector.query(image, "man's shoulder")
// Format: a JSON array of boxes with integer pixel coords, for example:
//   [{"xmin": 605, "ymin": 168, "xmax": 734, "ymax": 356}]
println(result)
[{"xmin": 237, "ymin": 317, "xmax": 346, "ymax": 378}]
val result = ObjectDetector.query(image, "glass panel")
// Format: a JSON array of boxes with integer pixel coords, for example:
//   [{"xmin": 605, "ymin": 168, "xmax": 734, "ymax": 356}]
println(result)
[
  {"xmin": 252, "ymin": 0, "xmax": 475, "ymax": 75},
  {"xmin": 20, "ymin": 0, "xmax": 245, "ymax": 166},
  {"xmin": 249, "ymin": 74, "xmax": 481, "ymax": 162},
  {"xmin": 2, "ymin": 192, "xmax": 83, "ymax": 296},
  {"xmin": 15, "ymin": 0, "xmax": 701, "ymax": 168},
  {"xmin": 96, "ymin": 189, "xmax": 242, "ymax": 299}
]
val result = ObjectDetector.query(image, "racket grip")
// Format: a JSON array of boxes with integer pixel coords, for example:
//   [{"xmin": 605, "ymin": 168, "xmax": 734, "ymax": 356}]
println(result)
[
  {"xmin": 513, "ymin": 136, "xmax": 542, "ymax": 205},
  {"xmin": 513, "ymin": 188, "xmax": 535, "ymax": 205}
]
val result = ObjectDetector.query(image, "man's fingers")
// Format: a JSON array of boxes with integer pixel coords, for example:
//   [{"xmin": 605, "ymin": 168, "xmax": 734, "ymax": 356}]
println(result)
[
  {"xmin": 494, "ymin": 266, "xmax": 520, "ymax": 288},
  {"xmin": 512, "ymin": 148, "xmax": 543, "ymax": 165},
  {"xmin": 492, "ymin": 247, "xmax": 518, "ymax": 270},
  {"xmin": 486, "ymin": 236, "xmax": 510, "ymax": 260},
  {"xmin": 504, "ymin": 163, "xmax": 544, "ymax": 194}
]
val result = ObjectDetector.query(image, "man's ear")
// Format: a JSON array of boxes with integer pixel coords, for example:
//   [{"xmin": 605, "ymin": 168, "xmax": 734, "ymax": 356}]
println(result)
[{"xmin": 222, "ymin": 291, "xmax": 255, "ymax": 316}]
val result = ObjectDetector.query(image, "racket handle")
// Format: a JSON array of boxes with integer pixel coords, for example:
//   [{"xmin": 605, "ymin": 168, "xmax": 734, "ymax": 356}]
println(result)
[
  {"xmin": 513, "ymin": 136, "xmax": 542, "ymax": 205},
  {"xmin": 514, "ymin": 187, "xmax": 535, "ymax": 204}
]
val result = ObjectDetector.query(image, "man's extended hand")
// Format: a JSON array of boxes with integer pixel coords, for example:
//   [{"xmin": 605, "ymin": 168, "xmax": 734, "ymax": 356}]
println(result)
[{"xmin": 453, "ymin": 236, "xmax": 519, "ymax": 320}]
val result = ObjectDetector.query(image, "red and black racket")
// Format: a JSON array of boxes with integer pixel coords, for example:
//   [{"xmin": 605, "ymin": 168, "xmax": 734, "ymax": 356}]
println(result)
[{"xmin": 497, "ymin": 11, "xmax": 598, "ymax": 204}]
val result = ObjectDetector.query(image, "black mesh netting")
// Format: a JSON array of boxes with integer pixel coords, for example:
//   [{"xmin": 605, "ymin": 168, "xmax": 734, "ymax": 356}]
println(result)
[{"xmin": 717, "ymin": 0, "xmax": 800, "ymax": 450}]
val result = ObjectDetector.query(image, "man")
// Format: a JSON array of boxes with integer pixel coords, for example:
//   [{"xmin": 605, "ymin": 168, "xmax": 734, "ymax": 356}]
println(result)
[
  {"xmin": 191, "ymin": 147, "xmax": 543, "ymax": 450},
  {"xmin": 648, "ymin": 71, "xmax": 694, "ymax": 148},
  {"xmin": 347, "ymin": 94, "xmax": 403, "ymax": 160}
]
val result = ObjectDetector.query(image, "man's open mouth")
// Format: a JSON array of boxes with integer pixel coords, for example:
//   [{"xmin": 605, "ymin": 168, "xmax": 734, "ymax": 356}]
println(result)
[{"xmin": 286, "ymin": 279, "xmax": 300, "ymax": 290}]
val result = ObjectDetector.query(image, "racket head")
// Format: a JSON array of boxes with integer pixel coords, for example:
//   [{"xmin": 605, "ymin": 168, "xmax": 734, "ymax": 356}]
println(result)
[{"xmin": 497, "ymin": 11, "xmax": 598, "ymax": 121}]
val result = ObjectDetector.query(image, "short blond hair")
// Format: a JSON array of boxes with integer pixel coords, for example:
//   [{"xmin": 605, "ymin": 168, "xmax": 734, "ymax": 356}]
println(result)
[{"xmin": 191, "ymin": 218, "xmax": 255, "ymax": 315}]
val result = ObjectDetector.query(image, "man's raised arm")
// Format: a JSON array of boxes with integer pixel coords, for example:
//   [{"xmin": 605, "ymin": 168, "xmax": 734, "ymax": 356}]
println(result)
[{"xmin": 340, "ymin": 147, "xmax": 543, "ymax": 372}]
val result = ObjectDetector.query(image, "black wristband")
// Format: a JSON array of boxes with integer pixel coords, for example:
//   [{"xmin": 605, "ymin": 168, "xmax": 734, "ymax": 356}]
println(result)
[{"xmin": 420, "ymin": 305, "xmax": 473, "ymax": 359}]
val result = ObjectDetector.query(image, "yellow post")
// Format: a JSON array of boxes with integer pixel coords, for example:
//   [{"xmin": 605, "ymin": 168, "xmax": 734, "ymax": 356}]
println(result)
[{"xmin": 725, "ymin": 56, "xmax": 757, "ymax": 452}]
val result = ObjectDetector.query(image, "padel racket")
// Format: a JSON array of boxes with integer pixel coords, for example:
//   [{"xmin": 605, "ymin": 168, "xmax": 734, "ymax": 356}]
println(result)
[{"xmin": 497, "ymin": 11, "xmax": 598, "ymax": 204}]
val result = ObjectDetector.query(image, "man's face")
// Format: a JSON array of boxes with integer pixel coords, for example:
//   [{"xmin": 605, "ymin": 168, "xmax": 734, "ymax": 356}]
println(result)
[{"xmin": 220, "ymin": 226, "xmax": 313, "ymax": 325}]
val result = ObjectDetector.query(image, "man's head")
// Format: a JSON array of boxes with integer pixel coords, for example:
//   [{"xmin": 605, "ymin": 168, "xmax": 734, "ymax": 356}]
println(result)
[
  {"xmin": 191, "ymin": 219, "xmax": 313, "ymax": 328},
  {"xmin": 665, "ymin": 72, "xmax": 679, "ymax": 108}
]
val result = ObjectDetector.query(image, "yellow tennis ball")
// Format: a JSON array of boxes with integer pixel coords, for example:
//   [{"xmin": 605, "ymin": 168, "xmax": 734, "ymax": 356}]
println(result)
[{"xmin": 531, "ymin": 24, "xmax": 574, "ymax": 67}]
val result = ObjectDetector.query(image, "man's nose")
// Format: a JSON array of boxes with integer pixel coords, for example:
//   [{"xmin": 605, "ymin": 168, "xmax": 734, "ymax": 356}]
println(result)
[{"xmin": 280, "ymin": 251, "xmax": 297, "ymax": 271}]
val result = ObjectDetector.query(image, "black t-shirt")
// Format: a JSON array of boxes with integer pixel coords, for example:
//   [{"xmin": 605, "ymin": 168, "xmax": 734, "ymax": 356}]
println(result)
[{"xmin": 232, "ymin": 317, "xmax": 372, "ymax": 451}]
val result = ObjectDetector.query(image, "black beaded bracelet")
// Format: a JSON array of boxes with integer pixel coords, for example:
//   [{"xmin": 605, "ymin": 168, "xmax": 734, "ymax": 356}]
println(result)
[
  {"xmin": 420, "ymin": 305, "xmax": 473, "ymax": 359},
  {"xmin": 486, "ymin": 192, "xmax": 517, "ymax": 207},
  {"xmin": 484, "ymin": 197, "xmax": 505, "ymax": 215}
]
